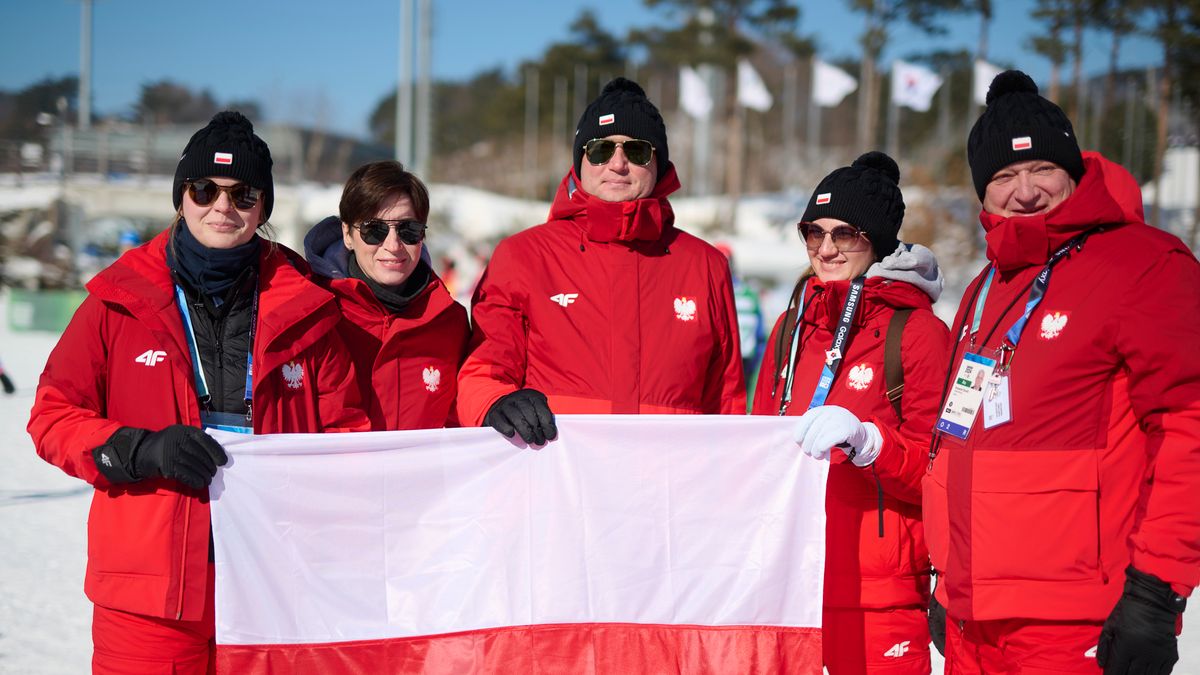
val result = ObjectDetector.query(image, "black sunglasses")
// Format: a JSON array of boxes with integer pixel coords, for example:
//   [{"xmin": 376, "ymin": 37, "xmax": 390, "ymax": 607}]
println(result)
[
  {"xmin": 582, "ymin": 138, "xmax": 655, "ymax": 167},
  {"xmin": 797, "ymin": 222, "xmax": 870, "ymax": 253},
  {"xmin": 353, "ymin": 219, "xmax": 427, "ymax": 246},
  {"xmin": 185, "ymin": 179, "xmax": 263, "ymax": 210}
]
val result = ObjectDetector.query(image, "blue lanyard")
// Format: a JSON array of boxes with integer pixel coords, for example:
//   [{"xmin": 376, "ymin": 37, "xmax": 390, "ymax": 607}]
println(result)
[
  {"xmin": 969, "ymin": 232, "xmax": 1089, "ymax": 352},
  {"xmin": 778, "ymin": 277, "xmax": 865, "ymax": 414},
  {"xmin": 174, "ymin": 283, "xmax": 257, "ymax": 425}
]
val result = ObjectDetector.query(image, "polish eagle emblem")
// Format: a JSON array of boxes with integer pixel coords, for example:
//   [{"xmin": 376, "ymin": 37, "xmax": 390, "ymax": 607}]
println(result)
[
  {"xmin": 282, "ymin": 361, "xmax": 304, "ymax": 390},
  {"xmin": 423, "ymin": 366, "xmax": 441, "ymax": 393},
  {"xmin": 848, "ymin": 363, "xmax": 874, "ymax": 391},
  {"xmin": 674, "ymin": 297, "xmax": 697, "ymax": 322},
  {"xmin": 1039, "ymin": 311, "xmax": 1068, "ymax": 340}
]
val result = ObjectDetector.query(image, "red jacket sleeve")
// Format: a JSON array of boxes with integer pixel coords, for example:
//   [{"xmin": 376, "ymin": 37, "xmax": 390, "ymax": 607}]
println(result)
[
  {"xmin": 868, "ymin": 308, "xmax": 951, "ymax": 505},
  {"xmin": 456, "ymin": 240, "xmax": 527, "ymax": 427},
  {"xmin": 312, "ymin": 329, "xmax": 371, "ymax": 433},
  {"xmin": 703, "ymin": 258, "xmax": 747, "ymax": 414},
  {"xmin": 1117, "ymin": 248, "xmax": 1200, "ymax": 592},
  {"xmin": 27, "ymin": 296, "xmax": 123, "ymax": 488}
]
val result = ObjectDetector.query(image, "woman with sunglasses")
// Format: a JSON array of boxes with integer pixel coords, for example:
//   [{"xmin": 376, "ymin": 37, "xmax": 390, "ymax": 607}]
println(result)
[
  {"xmin": 304, "ymin": 160, "xmax": 468, "ymax": 430},
  {"xmin": 752, "ymin": 152, "xmax": 950, "ymax": 675},
  {"xmin": 28, "ymin": 111, "xmax": 369, "ymax": 674}
]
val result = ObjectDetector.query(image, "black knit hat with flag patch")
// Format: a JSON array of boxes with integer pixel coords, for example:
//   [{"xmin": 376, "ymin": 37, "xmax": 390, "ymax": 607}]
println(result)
[
  {"xmin": 573, "ymin": 77, "xmax": 669, "ymax": 178},
  {"xmin": 801, "ymin": 151, "xmax": 905, "ymax": 259},
  {"xmin": 173, "ymin": 111, "xmax": 275, "ymax": 219},
  {"xmin": 967, "ymin": 70, "xmax": 1084, "ymax": 200}
]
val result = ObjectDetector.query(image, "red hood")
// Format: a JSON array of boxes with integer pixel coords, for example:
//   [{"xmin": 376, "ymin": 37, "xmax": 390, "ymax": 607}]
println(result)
[
  {"xmin": 979, "ymin": 152, "xmax": 1143, "ymax": 271},
  {"xmin": 805, "ymin": 276, "xmax": 932, "ymax": 329},
  {"xmin": 546, "ymin": 163, "xmax": 681, "ymax": 243}
]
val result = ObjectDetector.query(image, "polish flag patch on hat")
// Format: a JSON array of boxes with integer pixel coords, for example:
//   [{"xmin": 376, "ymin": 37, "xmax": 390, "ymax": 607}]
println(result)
[
  {"xmin": 1011, "ymin": 136, "xmax": 1032, "ymax": 151},
  {"xmin": 214, "ymin": 152, "xmax": 234, "ymax": 165},
  {"xmin": 815, "ymin": 192, "xmax": 831, "ymax": 205},
  {"xmin": 599, "ymin": 113, "xmax": 615, "ymax": 125}
]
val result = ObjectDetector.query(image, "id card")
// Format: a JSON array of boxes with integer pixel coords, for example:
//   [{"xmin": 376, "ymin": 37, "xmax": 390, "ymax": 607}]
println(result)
[
  {"xmin": 982, "ymin": 373, "xmax": 1012, "ymax": 428},
  {"xmin": 201, "ymin": 410, "xmax": 252, "ymax": 435},
  {"xmin": 936, "ymin": 352, "xmax": 997, "ymax": 440}
]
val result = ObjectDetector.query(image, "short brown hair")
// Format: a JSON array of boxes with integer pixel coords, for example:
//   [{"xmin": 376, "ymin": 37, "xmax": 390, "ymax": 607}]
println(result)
[{"xmin": 339, "ymin": 161, "xmax": 430, "ymax": 226}]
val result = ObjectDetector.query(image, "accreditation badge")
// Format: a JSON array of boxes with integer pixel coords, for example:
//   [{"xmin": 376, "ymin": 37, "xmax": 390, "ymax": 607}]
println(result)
[{"xmin": 935, "ymin": 352, "xmax": 997, "ymax": 440}]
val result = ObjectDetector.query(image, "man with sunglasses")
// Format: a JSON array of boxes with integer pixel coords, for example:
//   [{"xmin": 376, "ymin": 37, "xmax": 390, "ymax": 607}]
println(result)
[
  {"xmin": 811, "ymin": 71, "xmax": 1200, "ymax": 674},
  {"xmin": 458, "ymin": 77, "xmax": 745, "ymax": 447},
  {"xmin": 304, "ymin": 160, "xmax": 469, "ymax": 430}
]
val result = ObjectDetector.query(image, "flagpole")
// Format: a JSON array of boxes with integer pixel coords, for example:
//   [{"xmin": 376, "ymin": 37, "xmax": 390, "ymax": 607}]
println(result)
[
  {"xmin": 807, "ymin": 59, "xmax": 820, "ymax": 167},
  {"xmin": 887, "ymin": 67, "xmax": 900, "ymax": 159}
]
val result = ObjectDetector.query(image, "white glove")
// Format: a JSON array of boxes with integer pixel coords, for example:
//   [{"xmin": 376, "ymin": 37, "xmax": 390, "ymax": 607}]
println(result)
[{"xmin": 792, "ymin": 405, "xmax": 882, "ymax": 467}]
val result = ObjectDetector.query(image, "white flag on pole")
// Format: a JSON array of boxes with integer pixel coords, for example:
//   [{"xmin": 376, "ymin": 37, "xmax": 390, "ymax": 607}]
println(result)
[
  {"xmin": 974, "ymin": 59, "xmax": 1005, "ymax": 106},
  {"xmin": 737, "ymin": 59, "xmax": 773, "ymax": 111},
  {"xmin": 891, "ymin": 59, "xmax": 943, "ymax": 112},
  {"xmin": 812, "ymin": 59, "xmax": 858, "ymax": 108},
  {"xmin": 679, "ymin": 66, "xmax": 713, "ymax": 119}
]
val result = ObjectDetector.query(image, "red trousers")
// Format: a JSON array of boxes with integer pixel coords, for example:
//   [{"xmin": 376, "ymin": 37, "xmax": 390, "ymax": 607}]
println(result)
[
  {"xmin": 92, "ymin": 565, "xmax": 215, "ymax": 675},
  {"xmin": 945, "ymin": 615, "xmax": 1103, "ymax": 674},
  {"xmin": 823, "ymin": 606, "xmax": 931, "ymax": 675}
]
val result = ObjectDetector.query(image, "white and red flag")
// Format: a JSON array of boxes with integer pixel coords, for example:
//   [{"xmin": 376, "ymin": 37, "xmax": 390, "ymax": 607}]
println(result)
[{"xmin": 209, "ymin": 416, "xmax": 828, "ymax": 674}]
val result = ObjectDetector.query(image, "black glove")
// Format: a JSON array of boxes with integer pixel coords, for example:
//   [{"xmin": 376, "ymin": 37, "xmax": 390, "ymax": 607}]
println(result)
[
  {"xmin": 0, "ymin": 372, "xmax": 13, "ymax": 394},
  {"xmin": 484, "ymin": 389, "xmax": 557, "ymax": 445},
  {"xmin": 92, "ymin": 425, "xmax": 228, "ymax": 490},
  {"xmin": 929, "ymin": 589, "xmax": 947, "ymax": 656},
  {"xmin": 1097, "ymin": 565, "xmax": 1186, "ymax": 674}
]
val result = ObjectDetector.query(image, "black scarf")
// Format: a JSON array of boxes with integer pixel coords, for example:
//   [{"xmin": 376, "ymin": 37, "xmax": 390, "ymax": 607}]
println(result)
[
  {"xmin": 167, "ymin": 221, "xmax": 262, "ymax": 298},
  {"xmin": 348, "ymin": 256, "xmax": 431, "ymax": 314}
]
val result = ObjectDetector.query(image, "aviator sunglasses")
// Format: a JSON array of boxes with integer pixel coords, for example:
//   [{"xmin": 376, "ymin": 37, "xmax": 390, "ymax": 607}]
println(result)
[
  {"xmin": 353, "ymin": 219, "xmax": 427, "ymax": 246},
  {"xmin": 797, "ymin": 222, "xmax": 871, "ymax": 253},
  {"xmin": 184, "ymin": 179, "xmax": 263, "ymax": 210},
  {"xmin": 582, "ymin": 138, "xmax": 655, "ymax": 167}
]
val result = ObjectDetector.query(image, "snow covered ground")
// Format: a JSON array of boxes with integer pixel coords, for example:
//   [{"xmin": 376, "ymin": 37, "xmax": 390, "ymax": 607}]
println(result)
[{"xmin": 1, "ymin": 289, "xmax": 1197, "ymax": 674}]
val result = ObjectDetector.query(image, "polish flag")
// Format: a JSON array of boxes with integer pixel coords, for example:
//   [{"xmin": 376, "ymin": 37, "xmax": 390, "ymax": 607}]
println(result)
[
  {"xmin": 599, "ymin": 113, "xmax": 615, "ymax": 125},
  {"xmin": 213, "ymin": 152, "xmax": 233, "ymax": 165},
  {"xmin": 210, "ymin": 416, "xmax": 827, "ymax": 674},
  {"xmin": 816, "ymin": 192, "xmax": 832, "ymax": 205},
  {"xmin": 1012, "ymin": 136, "xmax": 1033, "ymax": 151}
]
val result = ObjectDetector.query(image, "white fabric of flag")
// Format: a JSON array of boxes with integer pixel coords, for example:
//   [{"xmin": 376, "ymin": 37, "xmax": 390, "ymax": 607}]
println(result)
[
  {"xmin": 209, "ymin": 416, "xmax": 828, "ymax": 649},
  {"xmin": 891, "ymin": 59, "xmax": 943, "ymax": 112},
  {"xmin": 679, "ymin": 66, "xmax": 713, "ymax": 119},
  {"xmin": 974, "ymin": 59, "xmax": 1005, "ymax": 106},
  {"xmin": 812, "ymin": 59, "xmax": 858, "ymax": 108},
  {"xmin": 737, "ymin": 59, "xmax": 774, "ymax": 111}
]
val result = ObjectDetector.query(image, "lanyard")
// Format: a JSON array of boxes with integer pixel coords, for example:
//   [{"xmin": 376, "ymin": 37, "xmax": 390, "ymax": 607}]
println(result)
[
  {"xmin": 174, "ymin": 283, "xmax": 257, "ymax": 427},
  {"xmin": 778, "ymin": 277, "xmax": 865, "ymax": 414},
  {"xmin": 966, "ymin": 232, "xmax": 1089, "ymax": 354}
]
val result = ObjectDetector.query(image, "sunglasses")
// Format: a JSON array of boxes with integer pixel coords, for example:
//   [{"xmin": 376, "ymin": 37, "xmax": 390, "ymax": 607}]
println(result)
[
  {"xmin": 797, "ymin": 222, "xmax": 870, "ymax": 253},
  {"xmin": 185, "ymin": 179, "xmax": 263, "ymax": 210},
  {"xmin": 582, "ymin": 138, "xmax": 655, "ymax": 167},
  {"xmin": 353, "ymin": 219, "xmax": 427, "ymax": 246}
]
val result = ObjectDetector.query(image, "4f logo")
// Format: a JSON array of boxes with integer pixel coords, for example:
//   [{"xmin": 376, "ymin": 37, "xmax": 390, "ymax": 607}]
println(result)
[
  {"xmin": 550, "ymin": 293, "xmax": 579, "ymax": 307},
  {"xmin": 135, "ymin": 350, "xmax": 167, "ymax": 367},
  {"xmin": 883, "ymin": 641, "xmax": 910, "ymax": 658}
]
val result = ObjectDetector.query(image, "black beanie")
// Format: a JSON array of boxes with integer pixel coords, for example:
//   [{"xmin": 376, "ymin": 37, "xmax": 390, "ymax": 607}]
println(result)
[
  {"xmin": 801, "ymin": 151, "xmax": 904, "ymax": 259},
  {"xmin": 173, "ymin": 111, "xmax": 274, "ymax": 219},
  {"xmin": 574, "ymin": 77, "xmax": 669, "ymax": 178},
  {"xmin": 967, "ymin": 70, "xmax": 1084, "ymax": 200}
]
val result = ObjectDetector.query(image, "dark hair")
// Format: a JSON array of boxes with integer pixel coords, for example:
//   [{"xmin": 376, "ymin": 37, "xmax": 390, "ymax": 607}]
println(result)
[{"xmin": 339, "ymin": 161, "xmax": 430, "ymax": 226}]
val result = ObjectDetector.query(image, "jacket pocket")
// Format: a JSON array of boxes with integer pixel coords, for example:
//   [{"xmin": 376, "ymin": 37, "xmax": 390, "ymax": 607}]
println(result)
[
  {"xmin": 970, "ymin": 448, "xmax": 1100, "ymax": 582},
  {"xmin": 923, "ymin": 458, "xmax": 950, "ymax": 575}
]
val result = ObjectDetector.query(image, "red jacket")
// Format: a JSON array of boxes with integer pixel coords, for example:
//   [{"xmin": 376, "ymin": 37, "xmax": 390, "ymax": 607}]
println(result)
[
  {"xmin": 753, "ymin": 274, "xmax": 949, "ymax": 609},
  {"xmin": 457, "ymin": 166, "xmax": 746, "ymax": 424},
  {"xmin": 902, "ymin": 152, "xmax": 1200, "ymax": 622},
  {"xmin": 28, "ymin": 230, "xmax": 369, "ymax": 621},
  {"xmin": 322, "ymin": 273, "xmax": 469, "ymax": 430}
]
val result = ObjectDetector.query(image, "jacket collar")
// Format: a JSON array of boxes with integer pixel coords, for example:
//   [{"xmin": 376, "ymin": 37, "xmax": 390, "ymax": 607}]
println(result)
[
  {"xmin": 546, "ymin": 163, "xmax": 681, "ymax": 244},
  {"xmin": 978, "ymin": 152, "xmax": 1134, "ymax": 271}
]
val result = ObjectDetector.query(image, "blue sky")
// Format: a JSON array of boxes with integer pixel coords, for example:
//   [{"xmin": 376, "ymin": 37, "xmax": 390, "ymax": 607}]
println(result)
[{"xmin": 1, "ymin": 0, "xmax": 1162, "ymax": 139}]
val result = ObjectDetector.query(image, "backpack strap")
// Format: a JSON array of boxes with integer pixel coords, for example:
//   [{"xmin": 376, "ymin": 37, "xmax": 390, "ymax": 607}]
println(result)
[
  {"xmin": 769, "ymin": 275, "xmax": 810, "ymax": 403},
  {"xmin": 884, "ymin": 308, "xmax": 913, "ymax": 420}
]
